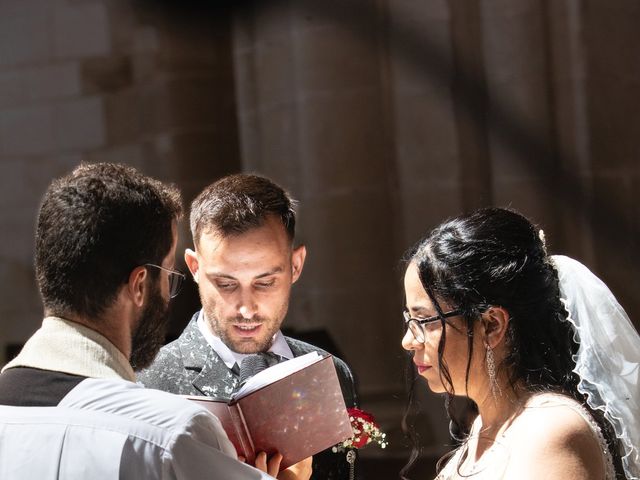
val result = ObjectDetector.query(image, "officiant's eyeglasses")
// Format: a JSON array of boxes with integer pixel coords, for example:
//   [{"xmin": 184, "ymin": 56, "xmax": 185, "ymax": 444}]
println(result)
[
  {"xmin": 144, "ymin": 264, "xmax": 185, "ymax": 298},
  {"xmin": 403, "ymin": 309, "xmax": 461, "ymax": 343}
]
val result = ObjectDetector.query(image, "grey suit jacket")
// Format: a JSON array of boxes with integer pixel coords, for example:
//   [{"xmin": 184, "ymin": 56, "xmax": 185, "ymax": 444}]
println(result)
[{"xmin": 138, "ymin": 312, "xmax": 359, "ymax": 480}]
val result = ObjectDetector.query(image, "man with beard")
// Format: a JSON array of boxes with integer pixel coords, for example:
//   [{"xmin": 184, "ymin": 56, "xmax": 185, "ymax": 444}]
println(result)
[
  {"xmin": 0, "ymin": 163, "xmax": 306, "ymax": 480},
  {"xmin": 138, "ymin": 174, "xmax": 358, "ymax": 480}
]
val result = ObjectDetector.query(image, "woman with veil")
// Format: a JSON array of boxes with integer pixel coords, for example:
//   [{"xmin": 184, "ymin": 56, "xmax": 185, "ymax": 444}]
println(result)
[{"xmin": 400, "ymin": 207, "xmax": 639, "ymax": 479}]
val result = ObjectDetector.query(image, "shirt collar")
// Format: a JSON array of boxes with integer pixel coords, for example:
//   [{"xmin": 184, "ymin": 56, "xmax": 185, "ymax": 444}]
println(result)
[
  {"xmin": 2, "ymin": 316, "xmax": 136, "ymax": 382},
  {"xmin": 197, "ymin": 311, "xmax": 293, "ymax": 369}
]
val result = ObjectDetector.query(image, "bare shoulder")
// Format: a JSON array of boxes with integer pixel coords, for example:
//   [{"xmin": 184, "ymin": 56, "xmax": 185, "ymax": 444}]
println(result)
[{"xmin": 503, "ymin": 394, "xmax": 606, "ymax": 480}]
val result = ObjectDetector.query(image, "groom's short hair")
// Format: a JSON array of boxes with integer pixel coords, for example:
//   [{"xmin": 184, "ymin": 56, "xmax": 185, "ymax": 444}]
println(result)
[{"xmin": 189, "ymin": 174, "xmax": 297, "ymax": 247}]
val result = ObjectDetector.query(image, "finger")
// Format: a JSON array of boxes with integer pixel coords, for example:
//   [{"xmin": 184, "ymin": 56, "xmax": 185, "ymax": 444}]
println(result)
[
  {"xmin": 254, "ymin": 451, "xmax": 268, "ymax": 471},
  {"xmin": 267, "ymin": 452, "xmax": 283, "ymax": 477},
  {"xmin": 238, "ymin": 455, "xmax": 246, "ymax": 463}
]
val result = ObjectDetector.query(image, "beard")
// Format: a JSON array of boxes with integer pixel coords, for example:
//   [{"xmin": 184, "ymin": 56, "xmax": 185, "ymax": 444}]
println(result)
[
  {"xmin": 130, "ymin": 281, "xmax": 170, "ymax": 371},
  {"xmin": 201, "ymin": 295, "xmax": 288, "ymax": 354},
  {"xmin": 210, "ymin": 311, "xmax": 278, "ymax": 353}
]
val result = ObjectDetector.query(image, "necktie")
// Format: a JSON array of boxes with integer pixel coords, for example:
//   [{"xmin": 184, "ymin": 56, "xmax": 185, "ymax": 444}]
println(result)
[{"xmin": 238, "ymin": 352, "xmax": 284, "ymax": 386}]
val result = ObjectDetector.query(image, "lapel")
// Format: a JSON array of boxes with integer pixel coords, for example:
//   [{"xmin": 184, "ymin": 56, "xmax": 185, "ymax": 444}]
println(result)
[
  {"xmin": 285, "ymin": 336, "xmax": 320, "ymax": 358},
  {"xmin": 178, "ymin": 312, "xmax": 240, "ymax": 399}
]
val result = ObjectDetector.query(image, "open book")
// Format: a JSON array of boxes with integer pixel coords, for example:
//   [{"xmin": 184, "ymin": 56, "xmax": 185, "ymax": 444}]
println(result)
[{"xmin": 185, "ymin": 352, "xmax": 353, "ymax": 469}]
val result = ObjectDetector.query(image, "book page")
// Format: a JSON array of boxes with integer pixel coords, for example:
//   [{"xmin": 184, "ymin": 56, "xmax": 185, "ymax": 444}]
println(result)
[{"xmin": 232, "ymin": 351, "xmax": 323, "ymax": 400}]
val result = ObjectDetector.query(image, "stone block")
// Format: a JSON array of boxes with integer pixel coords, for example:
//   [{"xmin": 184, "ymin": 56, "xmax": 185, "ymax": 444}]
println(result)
[
  {"xmin": 140, "ymin": 129, "xmax": 240, "ymax": 184},
  {"xmin": 295, "ymin": 91, "xmax": 389, "ymax": 195},
  {"xmin": 53, "ymin": 96, "xmax": 106, "ymax": 150},
  {"xmin": 155, "ymin": 22, "xmax": 231, "ymax": 73},
  {"xmin": 0, "ymin": 0, "xmax": 50, "ymax": 18},
  {"xmin": 300, "ymin": 191, "xmax": 396, "ymax": 289},
  {"xmin": 0, "ymin": 63, "xmax": 80, "ymax": 108},
  {"xmin": 295, "ymin": 25, "xmax": 381, "ymax": 94},
  {"xmin": 0, "ymin": 71, "xmax": 27, "ymax": 108},
  {"xmin": 244, "ymin": 39, "xmax": 298, "ymax": 110},
  {"xmin": 399, "ymin": 186, "xmax": 464, "ymax": 246},
  {"xmin": 0, "ymin": 105, "xmax": 56, "ymax": 155},
  {"xmin": 27, "ymin": 62, "xmax": 82, "ymax": 101},
  {"xmin": 0, "ymin": 256, "xmax": 40, "ymax": 326},
  {"xmin": 131, "ymin": 53, "xmax": 159, "ymax": 82},
  {"xmin": 132, "ymin": 26, "xmax": 159, "ymax": 54},
  {"xmin": 490, "ymin": 178, "xmax": 558, "ymax": 226},
  {"xmin": 0, "ymin": 159, "xmax": 30, "ymax": 209},
  {"xmin": 81, "ymin": 56, "xmax": 133, "ymax": 94},
  {"xmin": 393, "ymin": 92, "xmax": 459, "ymax": 186},
  {"xmin": 0, "ymin": 206, "xmax": 39, "ymax": 264},
  {"xmin": 53, "ymin": 2, "xmax": 110, "ymax": 59},
  {"xmin": 250, "ymin": 103, "xmax": 299, "ymax": 173},
  {"xmin": 301, "ymin": 288, "xmax": 403, "ymax": 396},
  {"xmin": 103, "ymin": 88, "xmax": 141, "ymax": 144},
  {"xmin": 86, "ymin": 144, "xmax": 144, "ymax": 169},
  {"xmin": 0, "ymin": 9, "xmax": 50, "ymax": 67}
]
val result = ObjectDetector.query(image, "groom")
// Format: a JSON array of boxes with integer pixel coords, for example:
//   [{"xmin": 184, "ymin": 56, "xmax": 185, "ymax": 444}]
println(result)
[{"xmin": 138, "ymin": 174, "xmax": 357, "ymax": 480}]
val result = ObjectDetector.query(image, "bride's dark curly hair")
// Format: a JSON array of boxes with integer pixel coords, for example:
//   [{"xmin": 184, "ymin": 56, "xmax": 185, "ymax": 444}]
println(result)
[{"xmin": 399, "ymin": 207, "xmax": 624, "ymax": 479}]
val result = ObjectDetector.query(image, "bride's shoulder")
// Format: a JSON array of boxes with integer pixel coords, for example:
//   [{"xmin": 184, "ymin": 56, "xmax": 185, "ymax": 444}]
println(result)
[
  {"xmin": 516, "ymin": 392, "xmax": 593, "ymax": 429},
  {"xmin": 503, "ymin": 393, "xmax": 606, "ymax": 479}
]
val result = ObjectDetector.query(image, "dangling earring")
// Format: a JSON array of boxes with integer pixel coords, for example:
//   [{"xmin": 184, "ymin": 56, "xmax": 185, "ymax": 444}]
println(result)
[{"xmin": 485, "ymin": 345, "xmax": 502, "ymax": 400}]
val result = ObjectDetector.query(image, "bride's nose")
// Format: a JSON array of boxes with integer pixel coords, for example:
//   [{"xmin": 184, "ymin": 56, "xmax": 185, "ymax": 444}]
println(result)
[{"xmin": 402, "ymin": 328, "xmax": 422, "ymax": 351}]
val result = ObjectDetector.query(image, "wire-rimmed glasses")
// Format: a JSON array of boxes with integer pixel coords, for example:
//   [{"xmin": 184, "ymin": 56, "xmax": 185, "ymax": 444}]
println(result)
[{"xmin": 144, "ymin": 264, "xmax": 185, "ymax": 298}]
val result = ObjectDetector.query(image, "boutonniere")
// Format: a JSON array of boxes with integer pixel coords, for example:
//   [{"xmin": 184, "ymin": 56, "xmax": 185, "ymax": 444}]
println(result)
[{"xmin": 333, "ymin": 407, "xmax": 388, "ymax": 477}]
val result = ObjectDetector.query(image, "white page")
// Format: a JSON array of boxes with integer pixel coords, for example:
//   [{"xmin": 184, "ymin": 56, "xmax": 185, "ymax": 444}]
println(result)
[{"xmin": 233, "ymin": 352, "xmax": 323, "ymax": 400}]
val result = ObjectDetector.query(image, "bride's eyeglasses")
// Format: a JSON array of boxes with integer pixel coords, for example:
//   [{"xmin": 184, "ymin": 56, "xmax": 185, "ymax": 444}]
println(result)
[
  {"xmin": 403, "ymin": 309, "xmax": 461, "ymax": 343},
  {"xmin": 144, "ymin": 264, "xmax": 185, "ymax": 298}
]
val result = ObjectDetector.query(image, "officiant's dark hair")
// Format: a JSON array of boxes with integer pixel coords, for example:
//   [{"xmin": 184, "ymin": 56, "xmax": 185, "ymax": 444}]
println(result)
[
  {"xmin": 399, "ymin": 207, "xmax": 623, "ymax": 479},
  {"xmin": 189, "ymin": 173, "xmax": 297, "ymax": 247},
  {"xmin": 35, "ymin": 163, "xmax": 182, "ymax": 319}
]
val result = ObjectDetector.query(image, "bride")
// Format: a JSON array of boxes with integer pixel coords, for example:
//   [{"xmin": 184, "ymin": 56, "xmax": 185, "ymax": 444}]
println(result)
[{"xmin": 400, "ymin": 207, "xmax": 638, "ymax": 480}]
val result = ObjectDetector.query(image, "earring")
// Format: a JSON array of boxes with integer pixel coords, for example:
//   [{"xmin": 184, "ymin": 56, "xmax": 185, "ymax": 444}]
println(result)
[{"xmin": 485, "ymin": 345, "xmax": 502, "ymax": 400}]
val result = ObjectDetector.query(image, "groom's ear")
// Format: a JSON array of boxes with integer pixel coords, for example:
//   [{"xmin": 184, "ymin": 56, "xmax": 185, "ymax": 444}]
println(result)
[
  {"xmin": 184, "ymin": 249, "xmax": 199, "ymax": 283},
  {"xmin": 291, "ymin": 245, "xmax": 306, "ymax": 283},
  {"xmin": 481, "ymin": 306, "xmax": 510, "ymax": 349}
]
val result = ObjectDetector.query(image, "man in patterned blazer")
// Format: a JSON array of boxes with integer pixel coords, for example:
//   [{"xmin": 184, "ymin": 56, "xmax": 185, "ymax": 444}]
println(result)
[{"xmin": 138, "ymin": 174, "xmax": 358, "ymax": 480}]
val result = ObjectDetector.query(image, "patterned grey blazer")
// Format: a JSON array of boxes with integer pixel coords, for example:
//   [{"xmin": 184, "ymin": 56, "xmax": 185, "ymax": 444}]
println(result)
[{"xmin": 138, "ymin": 311, "xmax": 359, "ymax": 480}]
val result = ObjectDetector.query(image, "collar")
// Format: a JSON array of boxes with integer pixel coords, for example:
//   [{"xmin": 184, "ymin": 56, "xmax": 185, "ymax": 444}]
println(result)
[
  {"xmin": 2, "ymin": 316, "xmax": 136, "ymax": 382},
  {"xmin": 196, "ymin": 311, "xmax": 293, "ymax": 370}
]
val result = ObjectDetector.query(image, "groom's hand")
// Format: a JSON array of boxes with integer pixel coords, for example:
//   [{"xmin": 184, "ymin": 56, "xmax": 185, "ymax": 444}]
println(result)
[
  {"xmin": 252, "ymin": 452, "xmax": 312, "ymax": 480},
  {"xmin": 277, "ymin": 456, "xmax": 312, "ymax": 480}
]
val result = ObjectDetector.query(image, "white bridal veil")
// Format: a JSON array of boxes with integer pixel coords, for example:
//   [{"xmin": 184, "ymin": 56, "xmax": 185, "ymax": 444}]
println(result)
[{"xmin": 552, "ymin": 255, "xmax": 640, "ymax": 480}]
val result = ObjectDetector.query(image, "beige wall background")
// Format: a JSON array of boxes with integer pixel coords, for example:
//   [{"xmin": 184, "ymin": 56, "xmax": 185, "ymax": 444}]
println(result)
[{"xmin": 1, "ymin": 0, "xmax": 638, "ymax": 476}]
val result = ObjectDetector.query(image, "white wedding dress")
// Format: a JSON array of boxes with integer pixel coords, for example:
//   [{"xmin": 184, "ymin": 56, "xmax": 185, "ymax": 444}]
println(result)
[{"xmin": 434, "ymin": 393, "xmax": 615, "ymax": 480}]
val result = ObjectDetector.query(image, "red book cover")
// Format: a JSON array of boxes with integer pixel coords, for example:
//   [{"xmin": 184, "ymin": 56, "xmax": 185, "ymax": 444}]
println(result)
[{"xmin": 186, "ymin": 354, "xmax": 353, "ymax": 469}]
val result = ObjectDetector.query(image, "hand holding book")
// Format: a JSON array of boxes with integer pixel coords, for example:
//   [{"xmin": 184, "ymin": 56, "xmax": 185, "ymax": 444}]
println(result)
[
  {"xmin": 251, "ymin": 452, "xmax": 312, "ymax": 480},
  {"xmin": 186, "ymin": 353, "xmax": 353, "ymax": 470}
]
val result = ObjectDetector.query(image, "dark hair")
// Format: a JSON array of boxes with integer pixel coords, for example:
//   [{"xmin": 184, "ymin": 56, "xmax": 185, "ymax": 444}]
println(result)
[
  {"xmin": 189, "ymin": 173, "xmax": 297, "ymax": 246},
  {"xmin": 400, "ymin": 207, "xmax": 624, "ymax": 479},
  {"xmin": 35, "ymin": 162, "xmax": 182, "ymax": 319}
]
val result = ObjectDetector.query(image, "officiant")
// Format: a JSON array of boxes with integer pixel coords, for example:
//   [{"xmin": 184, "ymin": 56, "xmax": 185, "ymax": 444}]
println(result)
[{"xmin": 138, "ymin": 173, "xmax": 358, "ymax": 480}]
